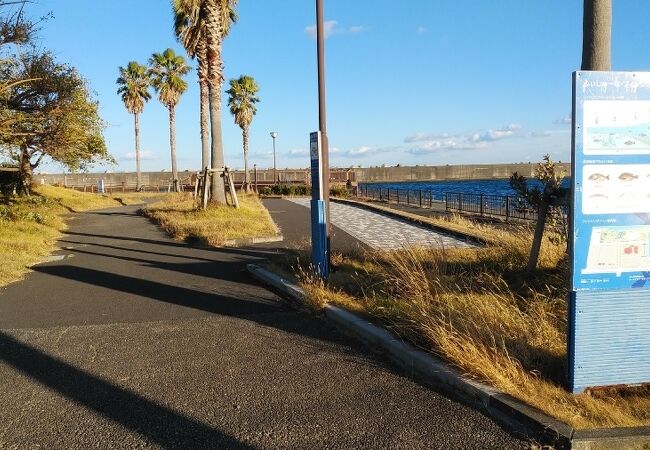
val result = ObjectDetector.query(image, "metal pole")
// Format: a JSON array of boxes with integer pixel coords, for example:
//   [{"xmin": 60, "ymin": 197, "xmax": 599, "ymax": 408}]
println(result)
[
  {"xmin": 272, "ymin": 136, "xmax": 277, "ymax": 184},
  {"xmin": 316, "ymin": 0, "xmax": 331, "ymax": 267},
  {"xmin": 254, "ymin": 164, "xmax": 258, "ymax": 193}
]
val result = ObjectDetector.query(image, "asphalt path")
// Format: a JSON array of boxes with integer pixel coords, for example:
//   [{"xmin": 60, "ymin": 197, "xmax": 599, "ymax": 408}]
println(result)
[
  {"xmin": 0, "ymin": 202, "xmax": 527, "ymax": 449},
  {"xmin": 261, "ymin": 197, "xmax": 368, "ymax": 254}
]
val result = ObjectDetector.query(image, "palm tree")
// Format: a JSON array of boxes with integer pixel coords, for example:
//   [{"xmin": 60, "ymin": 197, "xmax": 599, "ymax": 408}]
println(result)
[
  {"xmin": 149, "ymin": 48, "xmax": 190, "ymax": 192},
  {"xmin": 173, "ymin": 0, "xmax": 210, "ymax": 173},
  {"xmin": 226, "ymin": 75, "xmax": 259, "ymax": 192},
  {"xmin": 172, "ymin": 0, "xmax": 237, "ymax": 204},
  {"xmin": 116, "ymin": 61, "xmax": 151, "ymax": 191},
  {"xmin": 581, "ymin": 0, "xmax": 611, "ymax": 70}
]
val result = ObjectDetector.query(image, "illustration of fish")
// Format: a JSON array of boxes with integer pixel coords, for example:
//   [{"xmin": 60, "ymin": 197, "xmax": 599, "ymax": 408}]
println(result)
[
  {"xmin": 588, "ymin": 173, "xmax": 609, "ymax": 182},
  {"xmin": 619, "ymin": 172, "xmax": 639, "ymax": 181}
]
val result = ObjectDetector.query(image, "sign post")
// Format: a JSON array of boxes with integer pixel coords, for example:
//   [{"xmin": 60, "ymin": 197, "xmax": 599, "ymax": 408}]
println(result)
[
  {"xmin": 569, "ymin": 71, "xmax": 650, "ymax": 393},
  {"xmin": 310, "ymin": 131, "xmax": 329, "ymax": 278}
]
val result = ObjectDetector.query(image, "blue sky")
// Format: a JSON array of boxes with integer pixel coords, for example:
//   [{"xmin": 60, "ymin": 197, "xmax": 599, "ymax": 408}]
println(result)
[{"xmin": 25, "ymin": 1, "xmax": 650, "ymax": 172}]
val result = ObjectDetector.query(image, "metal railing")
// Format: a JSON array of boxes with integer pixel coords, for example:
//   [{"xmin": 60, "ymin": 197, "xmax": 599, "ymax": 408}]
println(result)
[
  {"xmin": 357, "ymin": 184, "xmax": 443, "ymax": 208},
  {"xmin": 444, "ymin": 192, "xmax": 538, "ymax": 221},
  {"xmin": 357, "ymin": 184, "xmax": 547, "ymax": 221}
]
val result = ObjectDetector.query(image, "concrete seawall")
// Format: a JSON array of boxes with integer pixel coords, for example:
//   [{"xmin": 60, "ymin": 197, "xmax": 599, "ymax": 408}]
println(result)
[
  {"xmin": 36, "ymin": 163, "xmax": 571, "ymax": 188},
  {"xmin": 354, "ymin": 163, "xmax": 571, "ymax": 183}
]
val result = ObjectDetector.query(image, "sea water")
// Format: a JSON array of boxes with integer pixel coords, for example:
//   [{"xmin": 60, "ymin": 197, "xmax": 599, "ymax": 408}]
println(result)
[{"xmin": 359, "ymin": 179, "xmax": 521, "ymax": 200}]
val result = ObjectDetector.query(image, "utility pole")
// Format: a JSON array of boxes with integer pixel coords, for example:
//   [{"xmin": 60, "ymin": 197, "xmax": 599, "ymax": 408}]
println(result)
[
  {"xmin": 316, "ymin": 0, "xmax": 331, "ymax": 266},
  {"xmin": 270, "ymin": 131, "xmax": 278, "ymax": 184},
  {"xmin": 581, "ymin": 0, "xmax": 612, "ymax": 71}
]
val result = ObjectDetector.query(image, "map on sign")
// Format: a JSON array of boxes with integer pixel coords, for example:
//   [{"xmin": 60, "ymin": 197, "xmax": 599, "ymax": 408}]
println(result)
[
  {"xmin": 584, "ymin": 100, "xmax": 650, "ymax": 155},
  {"xmin": 583, "ymin": 226, "xmax": 650, "ymax": 275}
]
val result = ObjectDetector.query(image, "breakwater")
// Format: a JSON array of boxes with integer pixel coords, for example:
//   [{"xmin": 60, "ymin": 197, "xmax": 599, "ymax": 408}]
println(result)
[
  {"xmin": 353, "ymin": 163, "xmax": 570, "ymax": 182},
  {"xmin": 35, "ymin": 163, "xmax": 571, "ymax": 189}
]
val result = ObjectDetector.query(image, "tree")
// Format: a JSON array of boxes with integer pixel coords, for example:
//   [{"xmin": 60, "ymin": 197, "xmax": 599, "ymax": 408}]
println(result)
[
  {"xmin": 149, "ymin": 48, "xmax": 190, "ymax": 192},
  {"xmin": 173, "ymin": 0, "xmax": 209, "ymax": 174},
  {"xmin": 510, "ymin": 155, "xmax": 568, "ymax": 272},
  {"xmin": 226, "ymin": 75, "xmax": 259, "ymax": 192},
  {"xmin": 116, "ymin": 61, "xmax": 151, "ymax": 191},
  {"xmin": 172, "ymin": 0, "xmax": 237, "ymax": 203},
  {"xmin": 0, "ymin": 0, "xmax": 38, "ymax": 48},
  {"xmin": 1, "ymin": 52, "xmax": 110, "ymax": 194},
  {"xmin": 0, "ymin": 0, "xmax": 40, "ymax": 139},
  {"xmin": 581, "ymin": 0, "xmax": 611, "ymax": 71}
]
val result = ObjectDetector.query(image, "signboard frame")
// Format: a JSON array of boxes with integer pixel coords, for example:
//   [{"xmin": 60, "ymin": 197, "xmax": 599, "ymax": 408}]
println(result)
[{"xmin": 569, "ymin": 71, "xmax": 650, "ymax": 393}]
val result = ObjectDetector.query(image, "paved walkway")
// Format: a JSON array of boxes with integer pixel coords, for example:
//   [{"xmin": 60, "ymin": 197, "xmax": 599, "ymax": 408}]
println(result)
[
  {"xmin": 287, "ymin": 198, "xmax": 474, "ymax": 250},
  {"xmin": 0, "ymin": 204, "xmax": 524, "ymax": 449}
]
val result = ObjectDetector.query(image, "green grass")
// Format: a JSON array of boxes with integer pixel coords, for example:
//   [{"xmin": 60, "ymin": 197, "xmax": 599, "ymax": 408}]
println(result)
[
  {"xmin": 279, "ymin": 216, "xmax": 650, "ymax": 429},
  {"xmin": 0, "ymin": 185, "xmax": 157, "ymax": 287},
  {"xmin": 142, "ymin": 193, "xmax": 279, "ymax": 246}
]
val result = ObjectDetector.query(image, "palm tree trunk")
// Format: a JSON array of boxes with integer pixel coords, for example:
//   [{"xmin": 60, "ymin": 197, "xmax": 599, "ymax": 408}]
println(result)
[
  {"xmin": 205, "ymin": 0, "xmax": 227, "ymax": 204},
  {"xmin": 581, "ymin": 0, "xmax": 611, "ymax": 71},
  {"xmin": 169, "ymin": 105, "xmax": 179, "ymax": 192},
  {"xmin": 200, "ymin": 79, "xmax": 210, "ymax": 172},
  {"xmin": 197, "ymin": 37, "xmax": 211, "ymax": 173},
  {"xmin": 134, "ymin": 112, "xmax": 142, "ymax": 191},
  {"xmin": 242, "ymin": 127, "xmax": 250, "ymax": 192},
  {"xmin": 208, "ymin": 84, "xmax": 226, "ymax": 202}
]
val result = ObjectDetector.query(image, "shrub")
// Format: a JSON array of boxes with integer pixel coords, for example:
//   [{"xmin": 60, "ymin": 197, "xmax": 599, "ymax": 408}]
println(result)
[
  {"xmin": 259, "ymin": 184, "xmax": 311, "ymax": 196},
  {"xmin": 330, "ymin": 185, "xmax": 349, "ymax": 198}
]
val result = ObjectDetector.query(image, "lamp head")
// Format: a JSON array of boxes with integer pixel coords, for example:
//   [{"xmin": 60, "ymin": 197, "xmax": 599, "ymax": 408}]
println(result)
[{"xmin": 270, "ymin": 132, "xmax": 278, "ymax": 139}]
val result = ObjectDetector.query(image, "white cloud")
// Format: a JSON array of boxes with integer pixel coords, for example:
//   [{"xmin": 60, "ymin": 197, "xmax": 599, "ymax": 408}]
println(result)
[
  {"xmin": 348, "ymin": 25, "xmax": 367, "ymax": 34},
  {"xmin": 249, "ymin": 150, "xmax": 273, "ymax": 159},
  {"xmin": 121, "ymin": 150, "xmax": 157, "ymax": 161},
  {"xmin": 480, "ymin": 124, "xmax": 521, "ymax": 141},
  {"xmin": 417, "ymin": 26, "xmax": 427, "ymax": 35},
  {"xmin": 527, "ymin": 130, "xmax": 552, "ymax": 138},
  {"xmin": 286, "ymin": 148, "xmax": 309, "ymax": 158},
  {"xmin": 305, "ymin": 20, "xmax": 367, "ymax": 39},
  {"xmin": 554, "ymin": 115, "xmax": 572, "ymax": 125},
  {"xmin": 404, "ymin": 123, "xmax": 522, "ymax": 153}
]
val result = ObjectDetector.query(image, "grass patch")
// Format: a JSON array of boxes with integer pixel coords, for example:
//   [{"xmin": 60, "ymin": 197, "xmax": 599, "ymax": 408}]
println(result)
[
  {"xmin": 0, "ymin": 185, "xmax": 154, "ymax": 287},
  {"xmin": 142, "ymin": 193, "xmax": 279, "ymax": 246},
  {"xmin": 281, "ymin": 216, "xmax": 649, "ymax": 429}
]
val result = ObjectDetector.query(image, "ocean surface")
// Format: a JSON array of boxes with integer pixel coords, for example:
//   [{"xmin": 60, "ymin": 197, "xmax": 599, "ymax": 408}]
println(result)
[{"xmin": 358, "ymin": 179, "xmax": 549, "ymax": 200}]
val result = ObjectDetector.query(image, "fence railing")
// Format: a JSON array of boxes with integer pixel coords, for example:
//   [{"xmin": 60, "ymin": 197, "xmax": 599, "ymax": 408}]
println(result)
[
  {"xmin": 357, "ymin": 184, "xmax": 545, "ymax": 221},
  {"xmin": 443, "ymin": 192, "xmax": 538, "ymax": 221},
  {"xmin": 357, "ymin": 184, "xmax": 443, "ymax": 208}
]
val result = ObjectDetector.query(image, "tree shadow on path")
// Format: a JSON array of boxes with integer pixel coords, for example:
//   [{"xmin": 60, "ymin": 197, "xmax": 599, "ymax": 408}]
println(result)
[{"xmin": 0, "ymin": 331, "xmax": 253, "ymax": 449}]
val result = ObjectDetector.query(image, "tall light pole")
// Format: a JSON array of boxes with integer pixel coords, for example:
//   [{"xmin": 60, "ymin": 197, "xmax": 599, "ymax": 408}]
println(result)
[
  {"xmin": 316, "ymin": 0, "xmax": 331, "ymax": 269},
  {"xmin": 270, "ymin": 131, "xmax": 278, "ymax": 184}
]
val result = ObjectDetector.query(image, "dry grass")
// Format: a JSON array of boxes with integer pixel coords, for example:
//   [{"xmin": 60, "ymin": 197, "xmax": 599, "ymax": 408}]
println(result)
[
  {"xmin": 288, "ymin": 217, "xmax": 650, "ymax": 429},
  {"xmin": 142, "ymin": 193, "xmax": 279, "ymax": 246},
  {"xmin": 0, "ymin": 185, "xmax": 144, "ymax": 287},
  {"xmin": 35, "ymin": 184, "xmax": 161, "ymax": 208}
]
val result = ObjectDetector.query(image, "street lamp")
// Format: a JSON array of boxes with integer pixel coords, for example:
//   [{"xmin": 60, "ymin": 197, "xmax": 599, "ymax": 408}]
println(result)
[{"xmin": 270, "ymin": 131, "xmax": 278, "ymax": 184}]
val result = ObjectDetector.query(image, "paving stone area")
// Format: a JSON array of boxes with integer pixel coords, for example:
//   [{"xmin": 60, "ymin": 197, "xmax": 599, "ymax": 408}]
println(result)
[{"xmin": 287, "ymin": 198, "xmax": 474, "ymax": 250}]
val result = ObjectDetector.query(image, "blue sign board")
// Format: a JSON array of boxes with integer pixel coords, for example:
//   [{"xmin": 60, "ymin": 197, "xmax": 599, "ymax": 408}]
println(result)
[
  {"xmin": 310, "ymin": 131, "xmax": 329, "ymax": 277},
  {"xmin": 569, "ymin": 71, "xmax": 650, "ymax": 393}
]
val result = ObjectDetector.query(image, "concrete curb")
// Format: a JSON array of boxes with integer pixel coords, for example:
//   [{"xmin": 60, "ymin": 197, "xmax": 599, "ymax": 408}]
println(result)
[
  {"xmin": 247, "ymin": 264, "xmax": 650, "ymax": 450},
  {"xmin": 222, "ymin": 235, "xmax": 283, "ymax": 247},
  {"xmin": 330, "ymin": 197, "xmax": 488, "ymax": 246}
]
